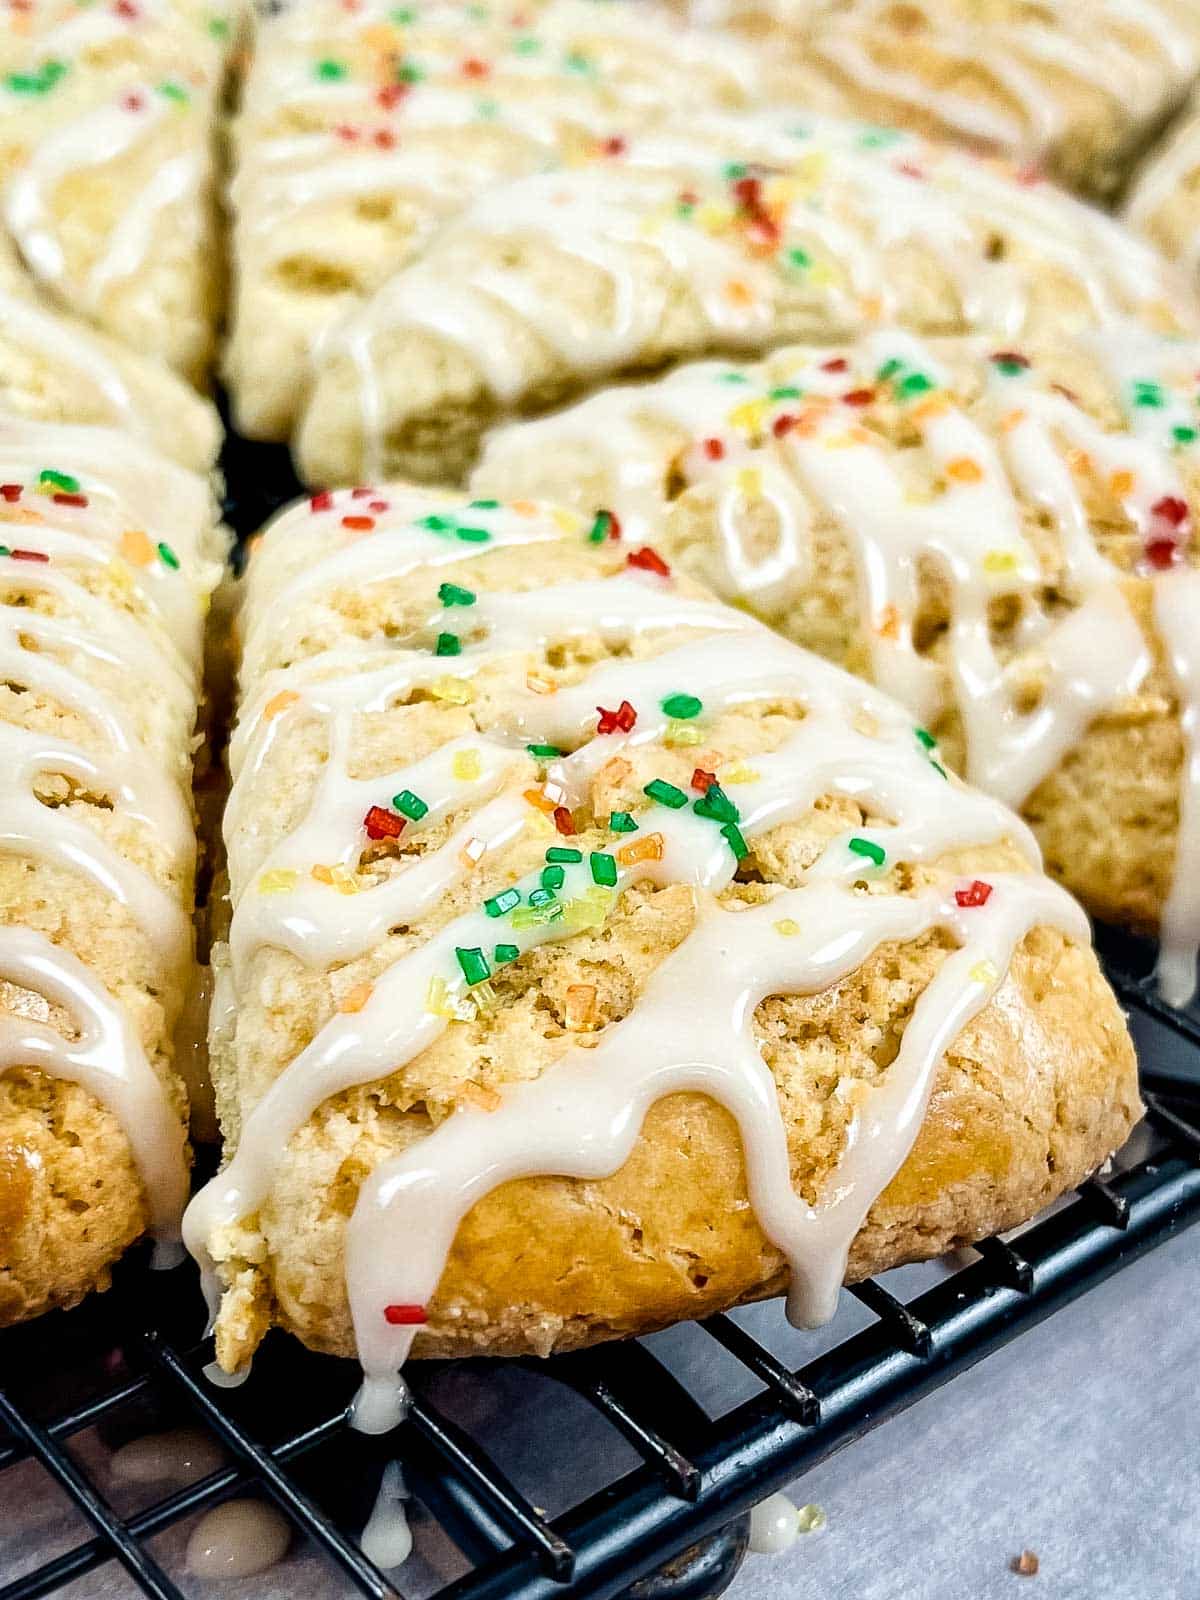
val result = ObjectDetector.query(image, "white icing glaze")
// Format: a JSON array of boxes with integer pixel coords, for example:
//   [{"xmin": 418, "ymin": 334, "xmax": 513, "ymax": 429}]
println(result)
[
  {"xmin": 1154, "ymin": 569, "xmax": 1200, "ymax": 1005},
  {"xmin": 1124, "ymin": 107, "xmax": 1200, "ymax": 282},
  {"xmin": 188, "ymin": 491, "xmax": 1090, "ymax": 1429}
]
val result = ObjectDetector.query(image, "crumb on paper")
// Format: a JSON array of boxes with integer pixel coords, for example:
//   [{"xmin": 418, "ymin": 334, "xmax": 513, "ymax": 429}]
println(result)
[
  {"xmin": 1011, "ymin": 1550, "xmax": 1040, "ymax": 1577},
  {"xmin": 797, "ymin": 1504, "xmax": 827, "ymax": 1534}
]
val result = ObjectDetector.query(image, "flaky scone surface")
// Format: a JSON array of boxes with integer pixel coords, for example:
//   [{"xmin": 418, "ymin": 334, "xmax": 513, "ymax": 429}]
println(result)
[{"xmin": 197, "ymin": 490, "xmax": 1137, "ymax": 1376}]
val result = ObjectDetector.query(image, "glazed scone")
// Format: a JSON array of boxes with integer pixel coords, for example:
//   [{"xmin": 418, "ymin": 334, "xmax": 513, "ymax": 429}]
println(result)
[
  {"xmin": 0, "ymin": 0, "xmax": 239, "ymax": 383},
  {"xmin": 473, "ymin": 327, "xmax": 1200, "ymax": 1001},
  {"xmin": 226, "ymin": 0, "xmax": 826, "ymax": 441},
  {"xmin": 1124, "ymin": 94, "xmax": 1200, "ymax": 288},
  {"xmin": 184, "ymin": 488, "xmax": 1137, "ymax": 1423},
  {"xmin": 0, "ymin": 415, "xmax": 226, "ymax": 1325},
  {"xmin": 0, "ymin": 236, "xmax": 221, "ymax": 472},
  {"xmin": 294, "ymin": 112, "xmax": 1197, "ymax": 488},
  {"xmin": 682, "ymin": 0, "xmax": 1200, "ymax": 200}
]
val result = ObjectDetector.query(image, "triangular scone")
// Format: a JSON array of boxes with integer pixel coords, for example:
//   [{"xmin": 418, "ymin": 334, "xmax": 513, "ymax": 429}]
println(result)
[
  {"xmin": 683, "ymin": 0, "xmax": 1200, "ymax": 201},
  {"xmin": 1124, "ymin": 94, "xmax": 1200, "ymax": 288},
  {"xmin": 0, "ymin": 237, "xmax": 220, "ymax": 472},
  {"xmin": 185, "ymin": 488, "xmax": 1137, "ymax": 1420},
  {"xmin": 0, "ymin": 0, "xmax": 238, "ymax": 385},
  {"xmin": 225, "ymin": 0, "xmax": 821, "ymax": 441},
  {"xmin": 0, "ymin": 414, "xmax": 226, "ymax": 1325},
  {"xmin": 295, "ymin": 113, "xmax": 1197, "ymax": 488},
  {"xmin": 473, "ymin": 328, "xmax": 1200, "ymax": 1001}
]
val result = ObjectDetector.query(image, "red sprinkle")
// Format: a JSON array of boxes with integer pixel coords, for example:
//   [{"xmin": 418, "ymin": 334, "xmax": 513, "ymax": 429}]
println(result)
[
  {"xmin": 122, "ymin": 90, "xmax": 145, "ymax": 112},
  {"xmin": 53, "ymin": 492, "xmax": 88, "ymax": 507},
  {"xmin": 334, "ymin": 123, "xmax": 360, "ymax": 142},
  {"xmin": 601, "ymin": 135, "xmax": 626, "ymax": 157},
  {"xmin": 553, "ymin": 805, "xmax": 576, "ymax": 836},
  {"xmin": 10, "ymin": 549, "xmax": 48, "ymax": 562},
  {"xmin": 364, "ymin": 804, "xmax": 405, "ymax": 840},
  {"xmin": 894, "ymin": 160, "xmax": 925, "ymax": 180},
  {"xmin": 461, "ymin": 55, "xmax": 489, "ymax": 77},
  {"xmin": 377, "ymin": 82, "xmax": 409, "ymax": 109},
  {"xmin": 351, "ymin": 486, "xmax": 375, "ymax": 498},
  {"xmin": 596, "ymin": 699, "xmax": 637, "ymax": 735},
  {"xmin": 702, "ymin": 437, "xmax": 725, "ymax": 460},
  {"xmin": 678, "ymin": 188, "xmax": 699, "ymax": 207},
  {"xmin": 732, "ymin": 176, "xmax": 762, "ymax": 209},
  {"xmin": 0, "ymin": 484, "xmax": 21, "ymax": 502},
  {"xmin": 691, "ymin": 768, "xmax": 717, "ymax": 792},
  {"xmin": 1151, "ymin": 495, "xmax": 1190, "ymax": 529},
  {"xmin": 114, "ymin": 0, "xmax": 139, "ymax": 16},
  {"xmin": 772, "ymin": 414, "xmax": 795, "ymax": 438},
  {"xmin": 310, "ymin": 490, "xmax": 333, "ymax": 511},
  {"xmin": 626, "ymin": 545, "xmax": 671, "ymax": 578},
  {"xmin": 820, "ymin": 357, "xmax": 848, "ymax": 374},
  {"xmin": 955, "ymin": 880, "xmax": 993, "ymax": 909},
  {"xmin": 342, "ymin": 514, "xmax": 376, "ymax": 531},
  {"xmin": 383, "ymin": 1303, "xmax": 427, "ymax": 1325},
  {"xmin": 373, "ymin": 127, "xmax": 397, "ymax": 148},
  {"xmin": 842, "ymin": 388, "xmax": 874, "ymax": 407},
  {"xmin": 991, "ymin": 350, "xmax": 1030, "ymax": 369},
  {"xmin": 1146, "ymin": 537, "xmax": 1180, "ymax": 571}
]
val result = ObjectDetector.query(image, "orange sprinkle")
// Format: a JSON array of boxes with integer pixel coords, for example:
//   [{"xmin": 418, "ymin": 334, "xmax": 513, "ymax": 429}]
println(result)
[
  {"xmin": 876, "ymin": 603, "xmax": 901, "ymax": 641},
  {"xmin": 564, "ymin": 984, "xmax": 598, "ymax": 1031},
  {"xmin": 458, "ymin": 836, "xmax": 487, "ymax": 868},
  {"xmin": 523, "ymin": 786, "xmax": 557, "ymax": 815},
  {"xmin": 342, "ymin": 513, "xmax": 376, "ymax": 532},
  {"xmin": 599, "ymin": 756, "xmax": 632, "ymax": 787},
  {"xmin": 461, "ymin": 1080, "xmax": 502, "ymax": 1112},
  {"xmin": 1067, "ymin": 448, "xmax": 1093, "ymax": 474},
  {"xmin": 724, "ymin": 278, "xmax": 755, "ymax": 307},
  {"xmin": 119, "ymin": 528, "xmax": 155, "ymax": 565},
  {"xmin": 512, "ymin": 499, "xmax": 539, "ymax": 517},
  {"xmin": 791, "ymin": 409, "xmax": 822, "ymax": 437},
  {"xmin": 311, "ymin": 863, "xmax": 334, "ymax": 884},
  {"xmin": 910, "ymin": 395, "xmax": 951, "ymax": 425},
  {"xmin": 618, "ymin": 832, "xmax": 664, "ymax": 866},
  {"xmin": 264, "ymin": 690, "xmax": 300, "ymax": 719},
  {"xmin": 339, "ymin": 982, "xmax": 373, "ymax": 1013},
  {"xmin": 998, "ymin": 408, "xmax": 1027, "ymax": 433},
  {"xmin": 1109, "ymin": 468, "xmax": 1136, "ymax": 497},
  {"xmin": 945, "ymin": 456, "xmax": 984, "ymax": 484}
]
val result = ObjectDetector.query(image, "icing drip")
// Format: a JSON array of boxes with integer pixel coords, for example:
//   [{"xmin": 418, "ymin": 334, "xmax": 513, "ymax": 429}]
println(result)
[
  {"xmin": 188, "ymin": 492, "xmax": 1089, "ymax": 1428},
  {"xmin": 361, "ymin": 1462, "xmax": 413, "ymax": 1571},
  {"xmin": 475, "ymin": 326, "xmax": 1200, "ymax": 995}
]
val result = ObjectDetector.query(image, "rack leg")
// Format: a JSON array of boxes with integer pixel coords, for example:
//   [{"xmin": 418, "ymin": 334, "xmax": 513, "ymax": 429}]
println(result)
[{"xmin": 617, "ymin": 1515, "xmax": 750, "ymax": 1600}]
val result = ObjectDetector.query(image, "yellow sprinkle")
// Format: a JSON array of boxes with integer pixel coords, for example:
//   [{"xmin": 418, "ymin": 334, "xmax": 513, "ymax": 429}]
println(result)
[
  {"xmin": 311, "ymin": 863, "xmax": 334, "ymax": 884},
  {"xmin": 982, "ymin": 549, "xmax": 1020, "ymax": 574},
  {"xmin": 736, "ymin": 467, "xmax": 762, "ymax": 497},
  {"xmin": 119, "ymin": 528, "xmax": 155, "ymax": 565},
  {"xmin": 720, "ymin": 763, "xmax": 759, "ymax": 784},
  {"xmin": 1109, "ymin": 469, "xmax": 1136, "ymax": 497},
  {"xmin": 471, "ymin": 979, "xmax": 498, "ymax": 1014},
  {"xmin": 453, "ymin": 748, "xmax": 482, "ymax": 781},
  {"xmin": 808, "ymin": 261, "xmax": 836, "ymax": 288},
  {"xmin": 664, "ymin": 721, "xmax": 702, "ymax": 747},
  {"xmin": 945, "ymin": 456, "xmax": 984, "ymax": 484},
  {"xmin": 823, "ymin": 431, "xmax": 860, "ymax": 450},
  {"xmin": 264, "ymin": 689, "xmax": 300, "ymax": 720},
  {"xmin": 774, "ymin": 918, "xmax": 800, "ymax": 936},
  {"xmin": 330, "ymin": 864, "xmax": 359, "ymax": 895},
  {"xmin": 425, "ymin": 976, "xmax": 457, "ymax": 1018},
  {"xmin": 430, "ymin": 677, "xmax": 473, "ymax": 704},
  {"xmin": 728, "ymin": 399, "xmax": 768, "ymax": 435},
  {"xmin": 339, "ymin": 982, "xmax": 373, "ymax": 1014},
  {"xmin": 695, "ymin": 201, "xmax": 731, "ymax": 232},
  {"xmin": 969, "ymin": 959, "xmax": 998, "ymax": 986},
  {"xmin": 858, "ymin": 293, "xmax": 884, "ymax": 322},
  {"xmin": 552, "ymin": 507, "xmax": 579, "ymax": 534},
  {"xmin": 562, "ymin": 886, "xmax": 615, "ymax": 930},
  {"xmin": 257, "ymin": 868, "xmax": 297, "ymax": 895}
]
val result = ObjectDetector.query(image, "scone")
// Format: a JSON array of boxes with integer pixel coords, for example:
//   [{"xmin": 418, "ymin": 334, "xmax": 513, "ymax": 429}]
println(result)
[
  {"xmin": 0, "ymin": 235, "xmax": 221, "ymax": 472},
  {"xmin": 473, "ymin": 327, "xmax": 1200, "ymax": 1001},
  {"xmin": 294, "ymin": 112, "xmax": 1197, "ymax": 488},
  {"xmin": 225, "ymin": 0, "xmax": 824, "ymax": 442},
  {"xmin": 0, "ymin": 0, "xmax": 238, "ymax": 383},
  {"xmin": 0, "ymin": 414, "xmax": 226, "ymax": 1325},
  {"xmin": 184, "ymin": 487, "xmax": 1138, "ymax": 1428},
  {"xmin": 1124, "ymin": 95, "xmax": 1200, "ymax": 287},
  {"xmin": 683, "ymin": 0, "xmax": 1200, "ymax": 200}
]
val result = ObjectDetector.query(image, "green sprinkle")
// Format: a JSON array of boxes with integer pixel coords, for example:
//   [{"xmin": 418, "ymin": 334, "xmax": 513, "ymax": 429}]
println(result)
[
  {"xmin": 513, "ymin": 34, "xmax": 540, "ymax": 52},
  {"xmin": 992, "ymin": 358, "xmax": 1026, "ymax": 377},
  {"xmin": 527, "ymin": 743, "xmax": 562, "ymax": 759},
  {"xmin": 784, "ymin": 246, "xmax": 811, "ymax": 271},
  {"xmin": 393, "ymin": 789, "xmax": 428, "ymax": 821},
  {"xmin": 590, "ymin": 851, "xmax": 617, "ymax": 886},
  {"xmin": 564, "ymin": 48, "xmax": 593, "ymax": 73},
  {"xmin": 769, "ymin": 385, "xmax": 802, "ymax": 400},
  {"xmin": 848, "ymin": 835, "xmax": 886, "ymax": 868},
  {"xmin": 721, "ymin": 822, "xmax": 749, "ymax": 860},
  {"xmin": 1133, "ymin": 381, "xmax": 1165, "ymax": 409},
  {"xmin": 719, "ymin": 371, "xmax": 750, "ymax": 384},
  {"xmin": 315, "ymin": 57, "xmax": 348, "ymax": 79},
  {"xmin": 207, "ymin": 16, "xmax": 230, "ymax": 36},
  {"xmin": 898, "ymin": 372, "xmax": 933, "ymax": 398},
  {"xmin": 661, "ymin": 692, "xmax": 702, "ymax": 720},
  {"xmin": 546, "ymin": 847, "xmax": 582, "ymax": 863},
  {"xmin": 643, "ymin": 779, "xmax": 688, "ymax": 809},
  {"xmin": 484, "ymin": 887, "xmax": 521, "ymax": 918},
  {"xmin": 541, "ymin": 865, "xmax": 565, "ymax": 890},
  {"xmin": 435, "ymin": 631, "xmax": 461, "ymax": 656},
  {"xmin": 930, "ymin": 760, "xmax": 949, "ymax": 780},
  {"xmin": 455, "ymin": 525, "xmax": 491, "ymax": 543},
  {"xmin": 723, "ymin": 161, "xmax": 747, "ymax": 179},
  {"xmin": 609, "ymin": 810, "xmax": 638, "ymax": 833},
  {"xmin": 39, "ymin": 469, "xmax": 79, "ymax": 493},
  {"xmin": 157, "ymin": 80, "xmax": 189, "ymax": 102},
  {"xmin": 494, "ymin": 942, "xmax": 519, "ymax": 963},
  {"xmin": 876, "ymin": 357, "xmax": 904, "ymax": 381},
  {"xmin": 6, "ymin": 60, "xmax": 67, "ymax": 95},
  {"xmin": 914, "ymin": 726, "xmax": 936, "ymax": 750},
  {"xmin": 0, "ymin": 546, "xmax": 9, "ymax": 558},
  {"xmin": 528, "ymin": 886, "xmax": 558, "ymax": 909},
  {"xmin": 476, "ymin": 98, "xmax": 499, "ymax": 119},
  {"xmin": 438, "ymin": 581, "xmax": 476, "ymax": 606},
  {"xmin": 397, "ymin": 60, "xmax": 424, "ymax": 82},
  {"xmin": 390, "ymin": 6, "xmax": 417, "ymax": 21},
  {"xmin": 589, "ymin": 510, "xmax": 615, "ymax": 543},
  {"xmin": 156, "ymin": 542, "xmax": 180, "ymax": 570},
  {"xmin": 417, "ymin": 513, "xmax": 454, "ymax": 532},
  {"xmin": 468, "ymin": 498, "xmax": 500, "ymax": 509},
  {"xmin": 456, "ymin": 946, "xmax": 490, "ymax": 986},
  {"xmin": 694, "ymin": 784, "xmax": 739, "ymax": 825},
  {"xmin": 858, "ymin": 127, "xmax": 901, "ymax": 149},
  {"xmin": 1173, "ymin": 424, "xmax": 1197, "ymax": 445}
]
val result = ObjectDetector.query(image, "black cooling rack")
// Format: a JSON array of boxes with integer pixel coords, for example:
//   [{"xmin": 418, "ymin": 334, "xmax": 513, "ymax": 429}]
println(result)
[{"xmin": 4, "ymin": 440, "xmax": 1200, "ymax": 1600}]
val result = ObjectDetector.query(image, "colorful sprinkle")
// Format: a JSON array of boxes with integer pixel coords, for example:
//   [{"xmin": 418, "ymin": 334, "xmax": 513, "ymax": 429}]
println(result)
[
  {"xmin": 774, "ymin": 918, "xmax": 800, "ymax": 936},
  {"xmin": 661, "ymin": 692, "xmax": 702, "ymax": 720},
  {"xmin": 589, "ymin": 508, "xmax": 621, "ymax": 543},
  {"xmin": 626, "ymin": 546, "xmax": 671, "ymax": 578},
  {"xmin": 955, "ymin": 880, "xmax": 993, "ymax": 908},
  {"xmin": 364, "ymin": 804, "xmax": 404, "ymax": 840},
  {"xmin": 527, "ymin": 743, "xmax": 563, "ymax": 759},
  {"xmin": 452, "ymin": 749, "xmax": 482, "ymax": 781},
  {"xmin": 456, "ymin": 946, "xmax": 491, "ymax": 986},
  {"xmin": 553, "ymin": 806, "xmax": 576, "ymax": 836},
  {"xmin": 618, "ymin": 832, "xmax": 664, "ymax": 866},
  {"xmin": 721, "ymin": 822, "xmax": 749, "ymax": 860},
  {"xmin": 435, "ymin": 631, "xmax": 461, "ymax": 656},
  {"xmin": 494, "ymin": 943, "xmax": 519, "ymax": 963},
  {"xmin": 438, "ymin": 582, "xmax": 476, "ymax": 606},
  {"xmin": 609, "ymin": 810, "xmax": 638, "ymax": 833},
  {"xmin": 393, "ymin": 789, "xmax": 428, "ymax": 821},
  {"xmin": 383, "ymin": 1303, "xmax": 427, "ymax": 1325},
  {"xmin": 156, "ymin": 542, "xmax": 180, "ymax": 570},
  {"xmin": 484, "ymin": 887, "xmax": 521, "ymax": 918},
  {"xmin": 596, "ymin": 700, "xmax": 637, "ymax": 735},
  {"xmin": 589, "ymin": 851, "xmax": 617, "ymax": 886},
  {"xmin": 644, "ymin": 779, "xmax": 688, "ymax": 809},
  {"xmin": 257, "ymin": 868, "xmax": 297, "ymax": 895},
  {"xmin": 847, "ymin": 836, "xmax": 886, "ymax": 868}
]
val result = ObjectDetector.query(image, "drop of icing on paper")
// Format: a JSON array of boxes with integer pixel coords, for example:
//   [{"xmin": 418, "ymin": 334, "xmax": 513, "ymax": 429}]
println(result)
[
  {"xmin": 748, "ymin": 1493, "xmax": 800, "ymax": 1554},
  {"xmin": 110, "ymin": 1428, "xmax": 224, "ymax": 1487},
  {"xmin": 185, "ymin": 1499, "xmax": 291, "ymax": 1580}
]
